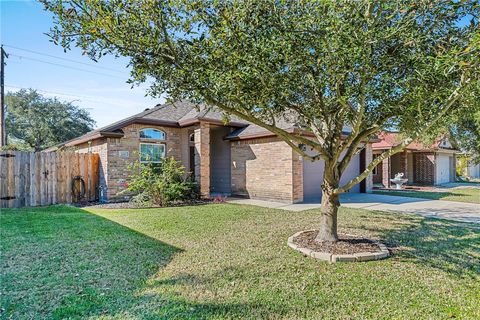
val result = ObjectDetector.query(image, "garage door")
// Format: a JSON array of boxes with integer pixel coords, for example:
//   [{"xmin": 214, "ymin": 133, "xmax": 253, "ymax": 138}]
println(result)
[
  {"xmin": 435, "ymin": 154, "xmax": 452, "ymax": 185},
  {"xmin": 303, "ymin": 153, "xmax": 361, "ymax": 202}
]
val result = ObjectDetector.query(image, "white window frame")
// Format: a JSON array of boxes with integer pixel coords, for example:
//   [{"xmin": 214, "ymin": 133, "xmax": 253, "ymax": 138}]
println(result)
[
  {"xmin": 139, "ymin": 128, "xmax": 166, "ymax": 140},
  {"xmin": 139, "ymin": 143, "xmax": 166, "ymax": 163}
]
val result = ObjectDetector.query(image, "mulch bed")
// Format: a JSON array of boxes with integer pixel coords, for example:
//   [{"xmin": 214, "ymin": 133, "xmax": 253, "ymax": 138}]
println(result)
[{"xmin": 293, "ymin": 230, "xmax": 382, "ymax": 255}]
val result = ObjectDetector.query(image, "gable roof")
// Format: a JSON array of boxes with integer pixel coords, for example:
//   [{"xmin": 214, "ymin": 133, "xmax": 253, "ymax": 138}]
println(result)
[
  {"xmin": 372, "ymin": 131, "xmax": 457, "ymax": 152},
  {"xmin": 47, "ymin": 101, "xmax": 251, "ymax": 150},
  {"xmin": 47, "ymin": 101, "xmax": 376, "ymax": 151},
  {"xmin": 225, "ymin": 117, "xmax": 298, "ymax": 140}
]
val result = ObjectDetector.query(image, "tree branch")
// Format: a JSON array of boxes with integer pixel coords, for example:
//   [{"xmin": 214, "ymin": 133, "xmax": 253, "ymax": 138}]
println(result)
[
  {"xmin": 334, "ymin": 75, "xmax": 469, "ymax": 194},
  {"xmin": 203, "ymin": 96, "xmax": 326, "ymax": 161}
]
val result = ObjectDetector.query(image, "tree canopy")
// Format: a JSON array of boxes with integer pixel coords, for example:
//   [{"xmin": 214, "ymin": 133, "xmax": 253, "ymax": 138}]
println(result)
[
  {"xmin": 451, "ymin": 107, "xmax": 480, "ymax": 164},
  {"xmin": 5, "ymin": 89, "xmax": 95, "ymax": 152},
  {"xmin": 42, "ymin": 0, "xmax": 480, "ymax": 241}
]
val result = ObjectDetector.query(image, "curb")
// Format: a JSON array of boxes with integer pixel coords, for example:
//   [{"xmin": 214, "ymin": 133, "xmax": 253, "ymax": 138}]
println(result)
[{"xmin": 287, "ymin": 230, "xmax": 390, "ymax": 263}]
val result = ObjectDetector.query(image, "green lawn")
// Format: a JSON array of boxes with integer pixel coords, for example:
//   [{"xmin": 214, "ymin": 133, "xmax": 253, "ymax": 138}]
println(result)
[
  {"xmin": 373, "ymin": 188, "xmax": 480, "ymax": 204},
  {"xmin": 1, "ymin": 204, "xmax": 479, "ymax": 319}
]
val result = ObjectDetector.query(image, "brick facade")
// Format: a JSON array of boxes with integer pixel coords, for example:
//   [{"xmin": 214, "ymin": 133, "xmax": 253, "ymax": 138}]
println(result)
[
  {"xmin": 372, "ymin": 157, "xmax": 383, "ymax": 184},
  {"xmin": 365, "ymin": 143, "xmax": 373, "ymax": 192},
  {"xmin": 381, "ymin": 157, "xmax": 390, "ymax": 188},
  {"xmin": 76, "ymin": 124, "xmax": 188, "ymax": 200},
  {"xmin": 75, "ymin": 122, "xmax": 373, "ymax": 202},
  {"xmin": 231, "ymin": 137, "xmax": 300, "ymax": 203},
  {"xmin": 413, "ymin": 152, "xmax": 435, "ymax": 185},
  {"xmin": 292, "ymin": 151, "xmax": 304, "ymax": 202},
  {"xmin": 194, "ymin": 122, "xmax": 211, "ymax": 198}
]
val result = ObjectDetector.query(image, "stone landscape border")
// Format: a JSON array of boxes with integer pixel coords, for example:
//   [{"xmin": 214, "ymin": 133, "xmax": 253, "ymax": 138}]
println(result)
[{"xmin": 287, "ymin": 230, "xmax": 390, "ymax": 263}]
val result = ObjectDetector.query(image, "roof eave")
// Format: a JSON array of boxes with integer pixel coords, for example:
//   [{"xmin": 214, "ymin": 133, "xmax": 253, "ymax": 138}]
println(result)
[{"xmin": 178, "ymin": 117, "xmax": 248, "ymax": 128}]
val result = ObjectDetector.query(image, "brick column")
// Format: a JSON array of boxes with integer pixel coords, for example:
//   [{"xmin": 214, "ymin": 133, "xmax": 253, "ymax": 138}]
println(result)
[
  {"xmin": 292, "ymin": 151, "xmax": 304, "ymax": 203},
  {"xmin": 400, "ymin": 151, "xmax": 408, "ymax": 179},
  {"xmin": 365, "ymin": 143, "xmax": 373, "ymax": 193},
  {"xmin": 194, "ymin": 122, "xmax": 210, "ymax": 198},
  {"xmin": 382, "ymin": 156, "xmax": 390, "ymax": 188}
]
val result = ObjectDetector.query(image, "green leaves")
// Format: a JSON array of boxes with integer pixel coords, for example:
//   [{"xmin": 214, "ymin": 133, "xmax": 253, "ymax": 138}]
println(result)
[
  {"xmin": 41, "ymin": 0, "xmax": 480, "ymax": 172},
  {"xmin": 124, "ymin": 157, "xmax": 198, "ymax": 206},
  {"xmin": 4, "ymin": 89, "xmax": 95, "ymax": 151}
]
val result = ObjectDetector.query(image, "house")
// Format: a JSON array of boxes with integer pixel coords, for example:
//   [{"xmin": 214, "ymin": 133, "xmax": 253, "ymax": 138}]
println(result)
[
  {"xmin": 467, "ymin": 162, "xmax": 480, "ymax": 179},
  {"xmin": 458, "ymin": 153, "xmax": 480, "ymax": 179},
  {"xmin": 52, "ymin": 101, "xmax": 374, "ymax": 202},
  {"xmin": 372, "ymin": 132, "xmax": 457, "ymax": 187}
]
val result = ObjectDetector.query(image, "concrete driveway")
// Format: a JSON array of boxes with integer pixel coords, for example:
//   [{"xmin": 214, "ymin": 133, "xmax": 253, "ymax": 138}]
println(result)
[{"xmin": 228, "ymin": 193, "xmax": 480, "ymax": 224}]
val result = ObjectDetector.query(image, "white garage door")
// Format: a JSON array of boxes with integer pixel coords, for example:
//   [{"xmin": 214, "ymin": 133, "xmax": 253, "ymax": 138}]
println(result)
[
  {"xmin": 436, "ymin": 154, "xmax": 452, "ymax": 185},
  {"xmin": 303, "ymin": 153, "xmax": 361, "ymax": 202}
]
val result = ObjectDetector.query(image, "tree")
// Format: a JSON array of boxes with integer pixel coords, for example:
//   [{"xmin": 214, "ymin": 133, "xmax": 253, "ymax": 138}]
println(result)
[
  {"xmin": 5, "ymin": 89, "xmax": 95, "ymax": 151},
  {"xmin": 42, "ymin": 1, "xmax": 480, "ymax": 241},
  {"xmin": 451, "ymin": 108, "xmax": 480, "ymax": 164}
]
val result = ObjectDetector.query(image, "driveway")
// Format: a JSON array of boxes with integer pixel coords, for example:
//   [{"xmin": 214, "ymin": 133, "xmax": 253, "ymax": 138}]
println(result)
[{"xmin": 228, "ymin": 193, "xmax": 480, "ymax": 223}]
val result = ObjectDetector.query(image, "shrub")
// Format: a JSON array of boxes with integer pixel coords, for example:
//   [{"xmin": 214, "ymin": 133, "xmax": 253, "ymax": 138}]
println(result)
[{"xmin": 124, "ymin": 157, "xmax": 198, "ymax": 206}]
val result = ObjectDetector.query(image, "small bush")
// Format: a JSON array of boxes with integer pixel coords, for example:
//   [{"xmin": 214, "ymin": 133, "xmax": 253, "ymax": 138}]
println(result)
[{"xmin": 123, "ymin": 157, "xmax": 198, "ymax": 206}]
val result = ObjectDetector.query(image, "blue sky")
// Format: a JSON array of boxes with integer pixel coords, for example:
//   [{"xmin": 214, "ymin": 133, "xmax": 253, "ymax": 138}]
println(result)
[{"xmin": 1, "ymin": 0, "xmax": 163, "ymax": 128}]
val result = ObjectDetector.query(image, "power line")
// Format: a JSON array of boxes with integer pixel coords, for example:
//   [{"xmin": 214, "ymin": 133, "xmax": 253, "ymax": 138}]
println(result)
[
  {"xmin": 5, "ymin": 84, "xmax": 134, "ymax": 108},
  {"xmin": 2, "ymin": 44, "xmax": 126, "ymax": 74},
  {"xmin": 6, "ymin": 84, "xmax": 93, "ymax": 100},
  {"xmin": 8, "ymin": 53, "xmax": 126, "ymax": 79}
]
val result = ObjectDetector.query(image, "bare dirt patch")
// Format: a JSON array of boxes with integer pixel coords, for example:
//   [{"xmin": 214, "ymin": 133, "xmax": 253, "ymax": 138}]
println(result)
[{"xmin": 293, "ymin": 230, "xmax": 382, "ymax": 255}]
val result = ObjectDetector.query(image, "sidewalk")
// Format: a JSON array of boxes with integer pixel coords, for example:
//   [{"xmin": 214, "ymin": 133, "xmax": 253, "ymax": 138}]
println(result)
[{"xmin": 227, "ymin": 193, "xmax": 480, "ymax": 224}]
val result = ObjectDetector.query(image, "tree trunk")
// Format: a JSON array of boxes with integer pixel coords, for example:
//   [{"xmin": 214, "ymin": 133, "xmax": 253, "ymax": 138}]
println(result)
[
  {"xmin": 315, "ymin": 188, "xmax": 340, "ymax": 242},
  {"xmin": 315, "ymin": 166, "xmax": 340, "ymax": 242}
]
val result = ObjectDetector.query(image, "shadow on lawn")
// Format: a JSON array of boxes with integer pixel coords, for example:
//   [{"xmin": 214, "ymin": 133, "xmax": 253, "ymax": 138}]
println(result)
[
  {"xmin": 2, "ymin": 206, "xmax": 183, "ymax": 319},
  {"xmin": 3, "ymin": 206, "xmax": 281, "ymax": 320},
  {"xmin": 374, "ymin": 189, "xmax": 479, "ymax": 202},
  {"xmin": 377, "ymin": 216, "xmax": 480, "ymax": 278}
]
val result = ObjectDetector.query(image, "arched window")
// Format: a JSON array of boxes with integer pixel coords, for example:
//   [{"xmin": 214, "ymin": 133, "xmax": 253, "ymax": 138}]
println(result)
[
  {"xmin": 139, "ymin": 128, "xmax": 166, "ymax": 140},
  {"xmin": 189, "ymin": 133, "xmax": 195, "ymax": 143},
  {"xmin": 139, "ymin": 128, "xmax": 166, "ymax": 163}
]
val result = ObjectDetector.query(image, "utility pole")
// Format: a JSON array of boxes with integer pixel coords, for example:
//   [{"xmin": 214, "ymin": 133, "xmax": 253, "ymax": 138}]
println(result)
[{"xmin": 0, "ymin": 45, "xmax": 7, "ymax": 147}]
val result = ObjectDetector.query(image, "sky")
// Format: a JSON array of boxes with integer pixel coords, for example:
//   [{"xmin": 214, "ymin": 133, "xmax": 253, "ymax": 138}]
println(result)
[{"xmin": 1, "ymin": 0, "xmax": 163, "ymax": 128}]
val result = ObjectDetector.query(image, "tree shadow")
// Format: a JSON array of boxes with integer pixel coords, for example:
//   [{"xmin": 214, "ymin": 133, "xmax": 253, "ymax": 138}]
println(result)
[
  {"xmin": 2, "ymin": 206, "xmax": 285, "ymax": 319},
  {"xmin": 133, "ymin": 266, "xmax": 291, "ymax": 319},
  {"xmin": 1, "ymin": 206, "xmax": 182, "ymax": 319},
  {"xmin": 374, "ymin": 189, "xmax": 479, "ymax": 202},
  {"xmin": 376, "ymin": 215, "xmax": 480, "ymax": 278}
]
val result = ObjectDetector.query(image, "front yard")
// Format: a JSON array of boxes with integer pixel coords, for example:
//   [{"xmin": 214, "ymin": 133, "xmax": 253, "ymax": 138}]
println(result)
[
  {"xmin": 1, "ymin": 204, "xmax": 479, "ymax": 319},
  {"xmin": 373, "ymin": 187, "xmax": 480, "ymax": 204}
]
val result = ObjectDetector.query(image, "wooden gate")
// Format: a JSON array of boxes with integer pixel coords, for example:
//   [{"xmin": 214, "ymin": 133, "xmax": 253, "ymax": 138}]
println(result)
[{"xmin": 0, "ymin": 151, "xmax": 99, "ymax": 208}]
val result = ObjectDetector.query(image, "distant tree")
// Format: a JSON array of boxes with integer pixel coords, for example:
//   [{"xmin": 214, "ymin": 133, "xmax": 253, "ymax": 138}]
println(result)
[
  {"xmin": 452, "ymin": 110, "xmax": 480, "ymax": 164},
  {"xmin": 5, "ymin": 89, "xmax": 95, "ymax": 151},
  {"xmin": 43, "ymin": 1, "xmax": 479, "ymax": 242}
]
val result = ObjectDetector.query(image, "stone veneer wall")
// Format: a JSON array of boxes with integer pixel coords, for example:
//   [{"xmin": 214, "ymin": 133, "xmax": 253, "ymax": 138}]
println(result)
[
  {"xmin": 413, "ymin": 152, "xmax": 435, "ymax": 185},
  {"xmin": 230, "ymin": 137, "xmax": 300, "ymax": 203}
]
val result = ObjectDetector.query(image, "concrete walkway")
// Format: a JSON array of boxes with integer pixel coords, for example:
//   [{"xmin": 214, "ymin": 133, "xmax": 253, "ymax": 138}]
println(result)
[{"xmin": 227, "ymin": 193, "xmax": 480, "ymax": 224}]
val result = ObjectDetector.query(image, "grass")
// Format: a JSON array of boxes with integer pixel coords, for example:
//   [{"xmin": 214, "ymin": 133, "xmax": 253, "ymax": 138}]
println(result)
[
  {"xmin": 1, "ymin": 204, "xmax": 479, "ymax": 319},
  {"xmin": 373, "ymin": 188, "xmax": 480, "ymax": 204}
]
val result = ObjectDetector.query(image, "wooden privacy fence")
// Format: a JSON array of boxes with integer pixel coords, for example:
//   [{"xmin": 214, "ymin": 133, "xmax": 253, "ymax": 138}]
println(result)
[{"xmin": 0, "ymin": 151, "xmax": 99, "ymax": 208}]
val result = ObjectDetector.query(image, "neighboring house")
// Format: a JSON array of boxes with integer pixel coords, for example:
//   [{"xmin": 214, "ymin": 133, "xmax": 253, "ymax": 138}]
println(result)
[
  {"xmin": 461, "ymin": 154, "xmax": 480, "ymax": 179},
  {"xmin": 372, "ymin": 132, "xmax": 458, "ymax": 187},
  {"xmin": 467, "ymin": 162, "xmax": 480, "ymax": 179},
  {"xmin": 50, "ymin": 101, "xmax": 374, "ymax": 203}
]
